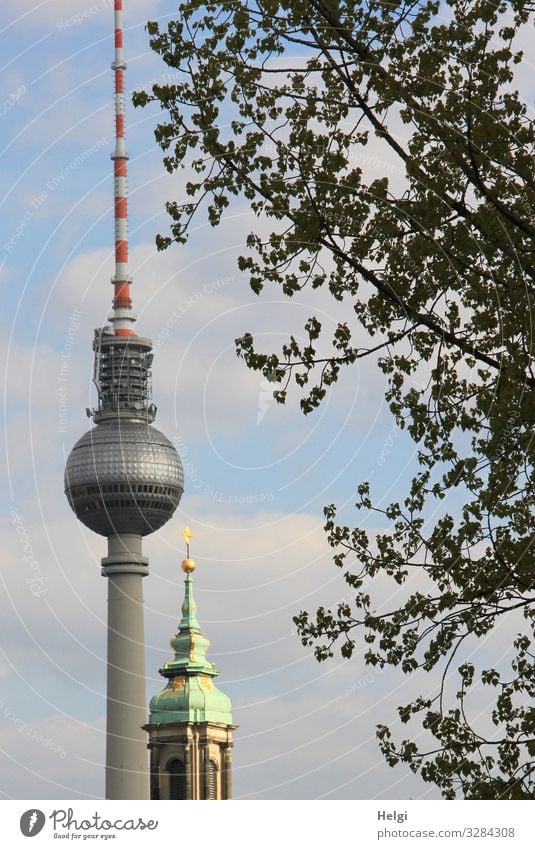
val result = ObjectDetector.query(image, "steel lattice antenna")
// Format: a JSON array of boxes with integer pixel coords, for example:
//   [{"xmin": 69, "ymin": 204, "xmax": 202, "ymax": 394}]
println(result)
[{"xmin": 110, "ymin": 0, "xmax": 135, "ymax": 336}]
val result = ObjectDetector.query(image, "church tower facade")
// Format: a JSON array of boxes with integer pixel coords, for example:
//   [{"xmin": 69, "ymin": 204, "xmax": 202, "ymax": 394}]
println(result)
[{"xmin": 146, "ymin": 538, "xmax": 235, "ymax": 800}]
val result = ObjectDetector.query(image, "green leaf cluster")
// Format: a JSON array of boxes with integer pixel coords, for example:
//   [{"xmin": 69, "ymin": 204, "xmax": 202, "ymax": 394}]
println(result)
[{"xmin": 137, "ymin": 0, "xmax": 535, "ymax": 798}]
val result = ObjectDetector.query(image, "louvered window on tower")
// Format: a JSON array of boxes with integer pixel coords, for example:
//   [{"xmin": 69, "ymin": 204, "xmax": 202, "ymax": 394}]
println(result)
[
  {"xmin": 208, "ymin": 760, "xmax": 217, "ymax": 800},
  {"xmin": 169, "ymin": 759, "xmax": 186, "ymax": 800}
]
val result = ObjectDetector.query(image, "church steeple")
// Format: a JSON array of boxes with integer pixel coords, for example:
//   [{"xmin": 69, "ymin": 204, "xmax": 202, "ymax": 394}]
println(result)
[{"xmin": 145, "ymin": 530, "xmax": 235, "ymax": 799}]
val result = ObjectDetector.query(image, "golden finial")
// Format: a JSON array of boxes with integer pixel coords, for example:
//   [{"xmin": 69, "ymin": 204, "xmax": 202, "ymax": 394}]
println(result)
[
  {"xmin": 181, "ymin": 526, "xmax": 196, "ymax": 573},
  {"xmin": 182, "ymin": 525, "xmax": 193, "ymax": 557}
]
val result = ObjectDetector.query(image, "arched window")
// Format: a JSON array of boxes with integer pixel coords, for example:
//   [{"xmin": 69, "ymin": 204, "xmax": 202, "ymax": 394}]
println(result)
[
  {"xmin": 168, "ymin": 759, "xmax": 186, "ymax": 800},
  {"xmin": 208, "ymin": 760, "xmax": 218, "ymax": 800}
]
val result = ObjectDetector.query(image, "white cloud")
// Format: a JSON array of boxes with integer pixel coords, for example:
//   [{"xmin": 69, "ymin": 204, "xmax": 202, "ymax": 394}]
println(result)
[
  {"xmin": 2, "ymin": 0, "xmax": 161, "ymax": 30},
  {"xmin": 0, "ymin": 664, "xmax": 12, "ymax": 681},
  {"xmin": 0, "ymin": 712, "xmax": 104, "ymax": 800},
  {"xmin": 0, "ymin": 495, "xmax": 442, "ymax": 800}
]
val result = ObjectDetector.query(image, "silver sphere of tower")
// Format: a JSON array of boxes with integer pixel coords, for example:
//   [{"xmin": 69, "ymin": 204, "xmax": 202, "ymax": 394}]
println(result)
[
  {"xmin": 64, "ymin": 329, "xmax": 183, "ymax": 537},
  {"xmin": 64, "ymin": 420, "xmax": 183, "ymax": 537}
]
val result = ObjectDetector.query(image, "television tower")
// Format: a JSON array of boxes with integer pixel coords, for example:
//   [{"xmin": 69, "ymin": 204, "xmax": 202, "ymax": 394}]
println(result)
[{"xmin": 64, "ymin": 0, "xmax": 184, "ymax": 800}]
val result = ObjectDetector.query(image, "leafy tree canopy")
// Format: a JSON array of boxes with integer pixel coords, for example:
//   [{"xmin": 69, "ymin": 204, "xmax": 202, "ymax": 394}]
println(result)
[{"xmin": 134, "ymin": 0, "xmax": 535, "ymax": 798}]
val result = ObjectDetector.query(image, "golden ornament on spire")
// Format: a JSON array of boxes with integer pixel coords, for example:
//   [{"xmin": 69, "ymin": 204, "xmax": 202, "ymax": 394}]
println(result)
[{"xmin": 181, "ymin": 526, "xmax": 196, "ymax": 572}]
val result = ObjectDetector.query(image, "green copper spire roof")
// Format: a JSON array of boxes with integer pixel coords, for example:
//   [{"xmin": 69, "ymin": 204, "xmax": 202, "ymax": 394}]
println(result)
[{"xmin": 149, "ymin": 549, "xmax": 232, "ymax": 726}]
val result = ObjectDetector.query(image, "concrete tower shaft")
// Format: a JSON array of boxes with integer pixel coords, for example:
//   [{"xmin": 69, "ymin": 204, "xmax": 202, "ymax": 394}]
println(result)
[{"xmin": 102, "ymin": 535, "xmax": 149, "ymax": 800}]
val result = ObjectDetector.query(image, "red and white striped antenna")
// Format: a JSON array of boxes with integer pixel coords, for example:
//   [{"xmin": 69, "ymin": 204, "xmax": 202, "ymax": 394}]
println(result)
[{"xmin": 110, "ymin": 0, "xmax": 135, "ymax": 336}]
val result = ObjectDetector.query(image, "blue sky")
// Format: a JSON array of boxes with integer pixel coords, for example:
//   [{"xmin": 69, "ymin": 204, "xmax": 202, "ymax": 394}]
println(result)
[{"xmin": 1, "ymin": 0, "xmax": 532, "ymax": 801}]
